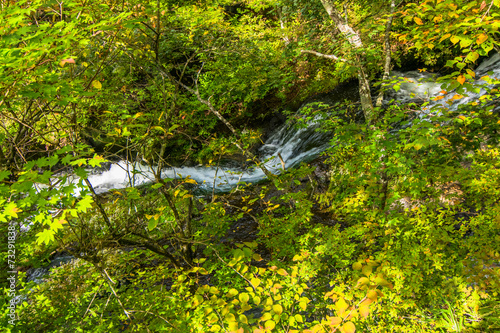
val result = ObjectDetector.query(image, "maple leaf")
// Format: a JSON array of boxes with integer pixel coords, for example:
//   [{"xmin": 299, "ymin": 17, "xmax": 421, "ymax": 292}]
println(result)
[{"xmin": 4, "ymin": 202, "xmax": 21, "ymax": 218}]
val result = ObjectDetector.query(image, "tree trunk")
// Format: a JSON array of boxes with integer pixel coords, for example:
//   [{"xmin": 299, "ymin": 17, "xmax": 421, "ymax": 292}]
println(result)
[
  {"xmin": 319, "ymin": 0, "xmax": 374, "ymax": 122},
  {"xmin": 376, "ymin": 0, "xmax": 396, "ymax": 108}
]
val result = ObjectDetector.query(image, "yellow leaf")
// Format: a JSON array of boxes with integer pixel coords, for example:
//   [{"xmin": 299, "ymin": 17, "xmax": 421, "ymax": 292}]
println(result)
[
  {"xmin": 352, "ymin": 262, "xmax": 363, "ymax": 270},
  {"xmin": 367, "ymin": 290, "xmax": 378, "ymax": 301},
  {"xmin": 467, "ymin": 51, "xmax": 480, "ymax": 63},
  {"xmin": 450, "ymin": 35, "xmax": 460, "ymax": 44},
  {"xmin": 272, "ymin": 304, "xmax": 283, "ymax": 315},
  {"xmin": 227, "ymin": 288, "xmax": 238, "ymax": 297},
  {"xmin": 265, "ymin": 320, "xmax": 275, "ymax": 330},
  {"xmin": 439, "ymin": 33, "xmax": 451, "ymax": 42},
  {"xmin": 251, "ymin": 277, "xmax": 261, "ymax": 287},
  {"xmin": 329, "ymin": 316, "xmax": 342, "ymax": 326},
  {"xmin": 374, "ymin": 276, "xmax": 390, "ymax": 287},
  {"xmin": 362, "ymin": 265, "xmax": 373, "ymax": 277},
  {"xmin": 343, "ymin": 321, "xmax": 356, "ymax": 333},
  {"xmin": 357, "ymin": 277, "xmax": 370, "ymax": 286},
  {"xmin": 466, "ymin": 69, "xmax": 476, "ymax": 78},
  {"xmin": 458, "ymin": 115, "xmax": 467, "ymax": 121},
  {"xmin": 359, "ymin": 304, "xmax": 370, "ymax": 318},
  {"xmin": 414, "ymin": 17, "xmax": 423, "ymax": 25},
  {"xmin": 336, "ymin": 297, "xmax": 349, "ymax": 315},
  {"xmin": 476, "ymin": 33, "xmax": 488, "ymax": 45},
  {"xmin": 239, "ymin": 293, "xmax": 250, "ymax": 303},
  {"xmin": 261, "ymin": 312, "xmax": 272, "ymax": 321},
  {"xmin": 252, "ymin": 253, "xmax": 263, "ymax": 261},
  {"xmin": 457, "ymin": 75, "xmax": 466, "ymax": 85},
  {"xmin": 92, "ymin": 80, "xmax": 102, "ymax": 89}
]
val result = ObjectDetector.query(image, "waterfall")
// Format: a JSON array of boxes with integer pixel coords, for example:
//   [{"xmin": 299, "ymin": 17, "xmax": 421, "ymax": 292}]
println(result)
[
  {"xmin": 75, "ymin": 113, "xmax": 331, "ymax": 194},
  {"xmin": 68, "ymin": 53, "xmax": 500, "ymax": 194},
  {"xmin": 26, "ymin": 53, "xmax": 500, "ymax": 286}
]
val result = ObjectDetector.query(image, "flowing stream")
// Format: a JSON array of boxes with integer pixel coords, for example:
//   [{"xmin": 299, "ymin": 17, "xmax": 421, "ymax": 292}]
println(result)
[
  {"xmin": 67, "ymin": 53, "xmax": 500, "ymax": 195},
  {"xmin": 26, "ymin": 53, "xmax": 500, "ymax": 283}
]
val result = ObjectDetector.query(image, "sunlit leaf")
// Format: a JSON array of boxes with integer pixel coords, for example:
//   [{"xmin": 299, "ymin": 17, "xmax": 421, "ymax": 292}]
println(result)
[
  {"xmin": 343, "ymin": 321, "xmax": 356, "ymax": 333},
  {"xmin": 476, "ymin": 33, "xmax": 488, "ymax": 45},
  {"xmin": 4, "ymin": 202, "xmax": 21, "ymax": 218},
  {"xmin": 92, "ymin": 80, "xmax": 102, "ymax": 89},
  {"xmin": 239, "ymin": 293, "xmax": 250, "ymax": 303},
  {"xmin": 457, "ymin": 75, "xmax": 466, "ymax": 85},
  {"xmin": 272, "ymin": 304, "xmax": 283, "ymax": 315},
  {"xmin": 265, "ymin": 320, "xmax": 275, "ymax": 330}
]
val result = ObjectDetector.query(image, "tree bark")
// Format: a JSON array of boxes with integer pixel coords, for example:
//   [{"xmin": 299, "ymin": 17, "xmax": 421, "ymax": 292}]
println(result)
[{"xmin": 319, "ymin": 0, "xmax": 374, "ymax": 122}]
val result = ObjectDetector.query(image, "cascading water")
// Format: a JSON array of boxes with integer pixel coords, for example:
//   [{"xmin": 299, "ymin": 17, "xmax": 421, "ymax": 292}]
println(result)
[
  {"xmin": 386, "ymin": 53, "xmax": 500, "ymax": 114},
  {"xmin": 71, "ymin": 114, "xmax": 331, "ymax": 194},
  {"xmin": 73, "ymin": 53, "xmax": 500, "ymax": 195},
  {"xmin": 27, "ymin": 53, "xmax": 500, "ymax": 285}
]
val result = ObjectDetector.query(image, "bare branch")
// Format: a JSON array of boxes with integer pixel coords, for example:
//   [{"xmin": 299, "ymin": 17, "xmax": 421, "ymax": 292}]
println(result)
[{"xmin": 300, "ymin": 49, "xmax": 347, "ymax": 62}]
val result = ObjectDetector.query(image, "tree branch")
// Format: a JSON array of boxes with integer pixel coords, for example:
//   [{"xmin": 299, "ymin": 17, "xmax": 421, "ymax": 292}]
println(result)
[{"xmin": 300, "ymin": 49, "xmax": 346, "ymax": 62}]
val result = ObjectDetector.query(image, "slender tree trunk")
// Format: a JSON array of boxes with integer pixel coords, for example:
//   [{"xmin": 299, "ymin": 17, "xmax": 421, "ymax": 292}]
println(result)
[
  {"xmin": 376, "ymin": 0, "xmax": 396, "ymax": 108},
  {"xmin": 319, "ymin": 0, "xmax": 374, "ymax": 122}
]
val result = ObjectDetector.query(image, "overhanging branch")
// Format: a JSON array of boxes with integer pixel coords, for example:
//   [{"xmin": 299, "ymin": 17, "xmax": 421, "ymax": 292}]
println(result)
[{"xmin": 300, "ymin": 50, "xmax": 347, "ymax": 62}]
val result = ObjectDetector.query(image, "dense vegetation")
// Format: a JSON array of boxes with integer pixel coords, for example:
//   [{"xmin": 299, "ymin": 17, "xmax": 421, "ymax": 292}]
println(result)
[{"xmin": 1, "ymin": 0, "xmax": 500, "ymax": 332}]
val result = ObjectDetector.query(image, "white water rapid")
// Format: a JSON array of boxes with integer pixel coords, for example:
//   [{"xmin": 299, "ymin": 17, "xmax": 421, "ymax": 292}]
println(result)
[
  {"xmin": 74, "ymin": 53, "xmax": 500, "ymax": 195},
  {"xmin": 26, "ymin": 53, "xmax": 500, "ymax": 284},
  {"xmin": 72, "ymin": 115, "xmax": 331, "ymax": 194},
  {"xmin": 387, "ymin": 53, "xmax": 500, "ymax": 114}
]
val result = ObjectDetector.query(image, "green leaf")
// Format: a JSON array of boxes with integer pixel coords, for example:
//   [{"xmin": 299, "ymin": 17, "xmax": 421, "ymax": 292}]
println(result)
[
  {"xmin": 466, "ymin": 51, "xmax": 479, "ymax": 63},
  {"xmin": 76, "ymin": 195, "xmax": 93, "ymax": 213},
  {"xmin": 36, "ymin": 229, "xmax": 55, "ymax": 245},
  {"xmin": 88, "ymin": 154, "xmax": 106, "ymax": 167},
  {"xmin": 148, "ymin": 218, "xmax": 158, "ymax": 231},
  {"xmin": 70, "ymin": 158, "xmax": 87, "ymax": 167},
  {"xmin": 4, "ymin": 202, "xmax": 21, "ymax": 218},
  {"xmin": 0, "ymin": 170, "xmax": 10, "ymax": 181}
]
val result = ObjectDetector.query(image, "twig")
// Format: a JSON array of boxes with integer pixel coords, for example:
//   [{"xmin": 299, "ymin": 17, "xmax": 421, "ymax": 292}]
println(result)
[{"xmin": 102, "ymin": 269, "xmax": 132, "ymax": 320}]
